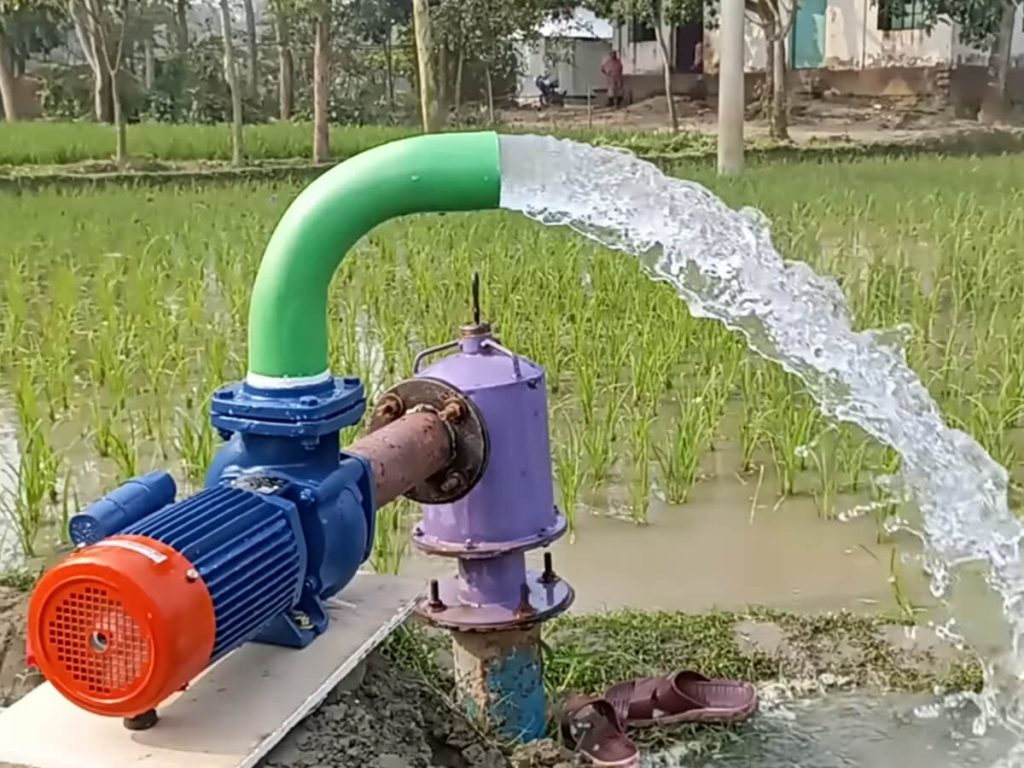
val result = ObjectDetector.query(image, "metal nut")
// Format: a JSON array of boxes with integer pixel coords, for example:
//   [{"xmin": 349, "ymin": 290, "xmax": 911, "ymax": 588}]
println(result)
[
  {"xmin": 439, "ymin": 471, "xmax": 464, "ymax": 494},
  {"xmin": 373, "ymin": 393, "xmax": 405, "ymax": 422},
  {"xmin": 439, "ymin": 397, "xmax": 468, "ymax": 424}
]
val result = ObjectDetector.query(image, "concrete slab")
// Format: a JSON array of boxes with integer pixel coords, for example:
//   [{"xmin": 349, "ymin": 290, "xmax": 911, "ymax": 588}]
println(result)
[{"xmin": 0, "ymin": 573, "xmax": 422, "ymax": 768}]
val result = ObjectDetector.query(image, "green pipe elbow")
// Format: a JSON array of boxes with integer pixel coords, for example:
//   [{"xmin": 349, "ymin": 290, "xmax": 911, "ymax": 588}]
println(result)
[{"xmin": 246, "ymin": 131, "xmax": 502, "ymax": 386}]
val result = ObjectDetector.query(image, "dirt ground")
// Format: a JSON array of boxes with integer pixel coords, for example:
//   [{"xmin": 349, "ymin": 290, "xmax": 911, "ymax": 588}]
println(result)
[
  {"xmin": 0, "ymin": 586, "xmax": 575, "ymax": 768},
  {"xmin": 503, "ymin": 92, "xmax": 1013, "ymax": 146},
  {"xmin": 0, "ymin": 582, "xmax": 982, "ymax": 768}
]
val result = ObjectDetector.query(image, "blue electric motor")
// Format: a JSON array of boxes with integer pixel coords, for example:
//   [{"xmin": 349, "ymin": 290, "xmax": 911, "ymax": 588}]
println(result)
[{"xmin": 66, "ymin": 376, "xmax": 375, "ymax": 650}]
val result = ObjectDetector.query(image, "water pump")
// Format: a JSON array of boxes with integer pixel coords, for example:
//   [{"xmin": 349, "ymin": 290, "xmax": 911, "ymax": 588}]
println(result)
[
  {"xmin": 26, "ymin": 371, "xmax": 484, "ymax": 725},
  {"xmin": 25, "ymin": 131, "xmax": 568, "ymax": 741}
]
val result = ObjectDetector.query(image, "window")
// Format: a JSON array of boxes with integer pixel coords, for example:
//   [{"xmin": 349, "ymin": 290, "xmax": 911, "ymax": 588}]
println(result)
[
  {"xmin": 877, "ymin": 0, "xmax": 926, "ymax": 31},
  {"xmin": 629, "ymin": 18, "xmax": 658, "ymax": 43}
]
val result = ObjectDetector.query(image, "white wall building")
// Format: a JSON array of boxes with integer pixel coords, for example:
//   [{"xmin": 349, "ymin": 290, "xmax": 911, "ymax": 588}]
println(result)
[
  {"xmin": 516, "ymin": 8, "xmax": 614, "ymax": 102},
  {"xmin": 612, "ymin": 0, "xmax": 1024, "ymax": 78}
]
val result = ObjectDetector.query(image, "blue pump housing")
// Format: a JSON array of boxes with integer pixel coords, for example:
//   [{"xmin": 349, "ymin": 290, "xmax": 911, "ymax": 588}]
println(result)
[{"xmin": 67, "ymin": 375, "xmax": 377, "ymax": 652}]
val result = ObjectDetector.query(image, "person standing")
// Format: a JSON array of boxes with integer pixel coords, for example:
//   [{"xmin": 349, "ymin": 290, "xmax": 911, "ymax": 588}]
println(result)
[{"xmin": 601, "ymin": 50, "xmax": 625, "ymax": 108}]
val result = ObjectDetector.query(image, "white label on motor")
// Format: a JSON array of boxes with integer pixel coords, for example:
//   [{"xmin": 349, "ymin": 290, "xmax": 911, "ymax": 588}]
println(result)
[{"xmin": 92, "ymin": 539, "xmax": 168, "ymax": 564}]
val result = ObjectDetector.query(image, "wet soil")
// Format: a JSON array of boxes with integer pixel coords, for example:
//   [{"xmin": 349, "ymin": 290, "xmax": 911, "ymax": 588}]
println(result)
[
  {"xmin": 259, "ymin": 654, "xmax": 515, "ymax": 768},
  {"xmin": 0, "ymin": 575, "xmax": 984, "ymax": 768}
]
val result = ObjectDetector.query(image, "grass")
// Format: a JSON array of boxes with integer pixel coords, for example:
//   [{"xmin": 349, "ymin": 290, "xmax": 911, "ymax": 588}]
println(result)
[
  {"xmin": 0, "ymin": 121, "xmax": 723, "ymax": 168},
  {"xmin": 1, "ymin": 152, "xmax": 1024, "ymax": 569},
  {"xmin": 380, "ymin": 605, "xmax": 983, "ymax": 758}
]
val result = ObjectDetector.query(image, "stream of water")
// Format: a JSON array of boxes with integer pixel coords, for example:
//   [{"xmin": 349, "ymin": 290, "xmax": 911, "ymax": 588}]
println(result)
[{"xmin": 497, "ymin": 135, "xmax": 1024, "ymax": 763}]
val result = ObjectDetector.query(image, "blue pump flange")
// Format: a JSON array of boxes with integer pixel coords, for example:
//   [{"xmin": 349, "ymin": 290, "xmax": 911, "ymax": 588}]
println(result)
[{"xmin": 211, "ymin": 376, "xmax": 366, "ymax": 438}]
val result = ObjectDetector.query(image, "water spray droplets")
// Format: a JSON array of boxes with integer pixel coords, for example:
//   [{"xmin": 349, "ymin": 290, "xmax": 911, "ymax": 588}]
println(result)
[{"xmin": 498, "ymin": 134, "xmax": 1024, "ymax": 752}]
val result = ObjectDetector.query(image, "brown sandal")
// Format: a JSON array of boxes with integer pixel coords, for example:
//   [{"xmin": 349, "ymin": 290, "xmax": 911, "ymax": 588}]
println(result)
[
  {"xmin": 559, "ymin": 694, "xmax": 640, "ymax": 767},
  {"xmin": 606, "ymin": 671, "xmax": 758, "ymax": 728}
]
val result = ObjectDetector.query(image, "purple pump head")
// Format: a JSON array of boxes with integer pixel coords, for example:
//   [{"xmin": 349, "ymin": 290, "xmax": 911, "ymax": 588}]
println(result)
[{"xmin": 406, "ymin": 275, "xmax": 573, "ymax": 631}]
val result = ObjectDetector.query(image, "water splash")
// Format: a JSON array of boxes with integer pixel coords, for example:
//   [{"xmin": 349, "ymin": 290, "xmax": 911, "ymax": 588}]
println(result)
[{"xmin": 497, "ymin": 135, "xmax": 1024, "ymax": 754}]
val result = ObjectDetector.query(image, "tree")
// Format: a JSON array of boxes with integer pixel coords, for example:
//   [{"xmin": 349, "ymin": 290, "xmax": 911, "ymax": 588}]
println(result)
[
  {"xmin": 430, "ymin": 0, "xmax": 562, "ymax": 120},
  {"xmin": 877, "ymin": 0, "xmax": 1021, "ymax": 122},
  {"xmin": 747, "ymin": 0, "xmax": 796, "ymax": 139},
  {"xmin": 270, "ymin": 0, "xmax": 294, "ymax": 118},
  {"xmin": 218, "ymin": 0, "xmax": 243, "ymax": 165},
  {"xmin": 312, "ymin": 0, "xmax": 329, "ymax": 160},
  {"xmin": 344, "ymin": 0, "xmax": 409, "ymax": 106},
  {"xmin": 587, "ymin": 0, "xmax": 705, "ymax": 132},
  {"xmin": 68, "ymin": 0, "xmax": 134, "ymax": 158},
  {"xmin": 0, "ymin": 0, "xmax": 33, "ymax": 120},
  {"xmin": 411, "ymin": 0, "xmax": 440, "ymax": 131},
  {"xmin": 241, "ymin": 0, "xmax": 257, "ymax": 97}
]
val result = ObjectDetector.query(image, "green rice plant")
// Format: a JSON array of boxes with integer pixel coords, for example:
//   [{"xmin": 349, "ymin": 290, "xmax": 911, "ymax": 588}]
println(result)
[
  {"xmin": 371, "ymin": 497, "xmax": 416, "ymax": 575},
  {"xmin": 655, "ymin": 368, "xmax": 728, "ymax": 505},
  {"xmin": 768, "ymin": 387, "xmax": 821, "ymax": 497},
  {"xmin": 553, "ymin": 416, "xmax": 586, "ymax": 540},
  {"xmin": 806, "ymin": 439, "xmax": 839, "ymax": 519},
  {"xmin": 107, "ymin": 416, "xmax": 140, "ymax": 483},
  {"xmin": 176, "ymin": 404, "xmax": 217, "ymax": 486},
  {"xmin": 582, "ymin": 386, "xmax": 627, "ymax": 486},
  {"xmin": 739, "ymin": 361, "xmax": 773, "ymax": 472},
  {"xmin": 835, "ymin": 428, "xmax": 872, "ymax": 492},
  {"xmin": 2, "ymin": 421, "xmax": 61, "ymax": 557},
  {"xmin": 626, "ymin": 403, "xmax": 655, "ymax": 525},
  {"xmin": 0, "ymin": 257, "xmax": 30, "ymax": 369}
]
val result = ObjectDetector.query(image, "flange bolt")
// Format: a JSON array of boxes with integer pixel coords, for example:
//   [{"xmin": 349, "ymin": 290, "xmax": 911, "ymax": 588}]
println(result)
[
  {"xmin": 439, "ymin": 471, "xmax": 464, "ymax": 495},
  {"xmin": 427, "ymin": 579, "xmax": 445, "ymax": 612},
  {"xmin": 374, "ymin": 394, "xmax": 405, "ymax": 423},
  {"xmin": 515, "ymin": 583, "xmax": 535, "ymax": 618},
  {"xmin": 539, "ymin": 552, "xmax": 559, "ymax": 584}
]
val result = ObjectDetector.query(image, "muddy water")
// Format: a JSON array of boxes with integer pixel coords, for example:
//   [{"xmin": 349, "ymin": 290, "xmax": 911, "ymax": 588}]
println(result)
[
  {"xmin": 0, "ymin": 395, "xmax": 22, "ymax": 568},
  {"xmin": 653, "ymin": 692, "xmax": 1015, "ymax": 768},
  {"xmin": 400, "ymin": 467, "xmax": 931, "ymax": 616},
  {"xmin": 0, "ymin": 401, "xmax": 934, "ymax": 616}
]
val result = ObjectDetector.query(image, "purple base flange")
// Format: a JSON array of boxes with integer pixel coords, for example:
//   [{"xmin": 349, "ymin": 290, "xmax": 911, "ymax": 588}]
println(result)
[
  {"xmin": 413, "ymin": 513, "xmax": 568, "ymax": 559},
  {"xmin": 416, "ymin": 569, "xmax": 575, "ymax": 632}
]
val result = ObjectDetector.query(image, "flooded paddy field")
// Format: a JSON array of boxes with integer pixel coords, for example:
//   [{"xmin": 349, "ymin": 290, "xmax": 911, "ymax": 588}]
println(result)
[{"xmin": 2, "ymin": 152, "xmax": 1024, "ymax": 765}]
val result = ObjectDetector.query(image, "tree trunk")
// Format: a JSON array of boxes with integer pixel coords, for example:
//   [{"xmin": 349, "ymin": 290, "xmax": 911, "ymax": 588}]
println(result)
[
  {"xmin": 454, "ymin": 50, "xmax": 464, "ymax": 114},
  {"xmin": 485, "ymin": 65, "xmax": 494, "ymax": 124},
  {"xmin": 979, "ymin": 0, "xmax": 1016, "ymax": 125},
  {"xmin": 95, "ymin": 63, "xmax": 113, "ymax": 123},
  {"xmin": 144, "ymin": 36, "xmax": 156, "ymax": 89},
  {"xmin": 770, "ymin": 34, "xmax": 788, "ymax": 139},
  {"xmin": 0, "ymin": 32, "xmax": 19, "ymax": 122},
  {"xmin": 241, "ymin": 0, "xmax": 258, "ymax": 99},
  {"xmin": 437, "ymin": 39, "xmax": 448, "ymax": 118},
  {"xmin": 312, "ymin": 2, "xmax": 330, "ymax": 162},
  {"xmin": 763, "ymin": 29, "xmax": 774, "ymax": 118},
  {"xmin": 384, "ymin": 28, "xmax": 394, "ymax": 106},
  {"xmin": 175, "ymin": 0, "xmax": 190, "ymax": 54},
  {"xmin": 112, "ymin": 73, "xmax": 128, "ymax": 167},
  {"xmin": 219, "ymin": 0, "xmax": 245, "ymax": 166},
  {"xmin": 275, "ymin": 11, "xmax": 294, "ymax": 120},
  {"xmin": 411, "ymin": 0, "xmax": 441, "ymax": 132},
  {"xmin": 654, "ymin": 24, "xmax": 679, "ymax": 132}
]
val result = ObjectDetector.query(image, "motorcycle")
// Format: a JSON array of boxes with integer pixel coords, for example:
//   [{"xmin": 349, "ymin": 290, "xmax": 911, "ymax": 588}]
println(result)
[{"xmin": 535, "ymin": 74, "xmax": 566, "ymax": 107}]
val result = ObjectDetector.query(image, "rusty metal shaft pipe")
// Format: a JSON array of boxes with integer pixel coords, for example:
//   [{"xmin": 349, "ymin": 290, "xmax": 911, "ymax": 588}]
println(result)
[{"xmin": 345, "ymin": 412, "xmax": 452, "ymax": 508}]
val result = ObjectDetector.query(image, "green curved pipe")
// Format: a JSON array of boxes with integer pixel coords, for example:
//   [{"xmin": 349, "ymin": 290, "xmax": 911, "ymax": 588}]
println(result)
[{"xmin": 247, "ymin": 131, "xmax": 502, "ymax": 384}]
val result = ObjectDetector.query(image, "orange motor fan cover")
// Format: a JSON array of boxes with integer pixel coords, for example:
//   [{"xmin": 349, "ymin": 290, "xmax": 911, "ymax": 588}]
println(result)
[{"xmin": 27, "ymin": 534, "xmax": 217, "ymax": 717}]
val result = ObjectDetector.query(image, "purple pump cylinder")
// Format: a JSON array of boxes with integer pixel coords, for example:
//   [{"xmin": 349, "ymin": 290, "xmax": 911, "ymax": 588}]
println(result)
[
  {"xmin": 414, "ymin": 333, "xmax": 565, "ymax": 556},
  {"xmin": 414, "ymin": 325, "xmax": 572, "ymax": 633}
]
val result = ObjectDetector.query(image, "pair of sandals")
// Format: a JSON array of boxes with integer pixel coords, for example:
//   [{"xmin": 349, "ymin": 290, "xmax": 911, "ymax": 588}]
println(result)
[{"xmin": 560, "ymin": 671, "xmax": 759, "ymax": 767}]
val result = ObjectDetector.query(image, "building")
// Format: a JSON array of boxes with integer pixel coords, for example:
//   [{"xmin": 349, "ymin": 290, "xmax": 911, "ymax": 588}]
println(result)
[
  {"xmin": 516, "ymin": 8, "xmax": 614, "ymax": 103},
  {"xmin": 612, "ymin": 0, "xmax": 1024, "ymax": 106}
]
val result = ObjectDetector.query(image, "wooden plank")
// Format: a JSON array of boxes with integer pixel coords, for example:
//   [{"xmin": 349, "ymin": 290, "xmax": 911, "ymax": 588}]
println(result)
[{"xmin": 0, "ymin": 574, "xmax": 422, "ymax": 768}]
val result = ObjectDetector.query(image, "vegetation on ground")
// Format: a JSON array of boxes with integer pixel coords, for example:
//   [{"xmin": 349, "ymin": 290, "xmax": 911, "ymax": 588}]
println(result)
[{"xmin": 1, "ymin": 153, "xmax": 1023, "ymax": 576}]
